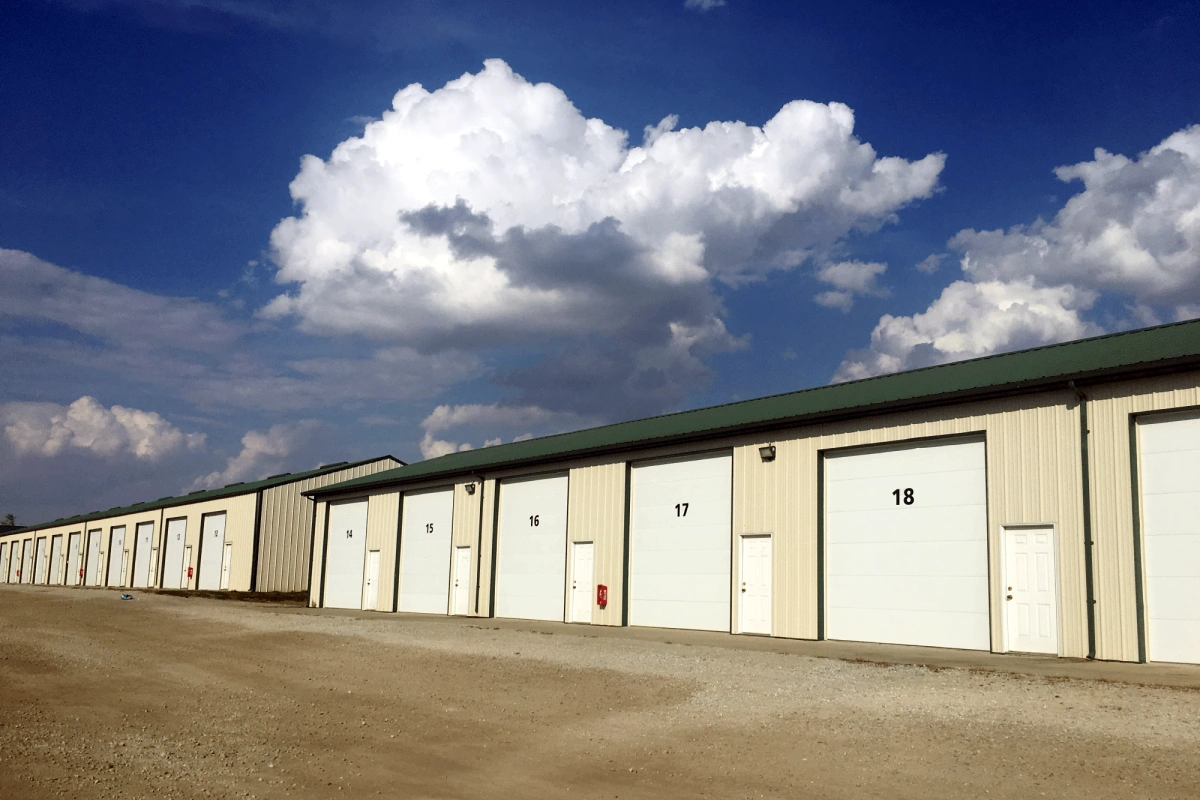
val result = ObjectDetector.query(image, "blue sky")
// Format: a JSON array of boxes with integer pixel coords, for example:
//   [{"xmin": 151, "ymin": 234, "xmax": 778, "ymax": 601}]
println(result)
[{"xmin": 3, "ymin": 0, "xmax": 1199, "ymax": 523}]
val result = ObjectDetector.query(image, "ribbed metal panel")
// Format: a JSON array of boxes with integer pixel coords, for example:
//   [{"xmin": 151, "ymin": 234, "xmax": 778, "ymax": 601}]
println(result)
[
  {"xmin": 308, "ymin": 500, "xmax": 327, "ymax": 607},
  {"xmin": 365, "ymin": 492, "xmax": 400, "ymax": 612},
  {"xmin": 730, "ymin": 390, "xmax": 1087, "ymax": 654},
  {"xmin": 1086, "ymin": 371, "xmax": 1200, "ymax": 662},
  {"xmin": 256, "ymin": 458, "xmax": 400, "ymax": 593},
  {"xmin": 449, "ymin": 480, "xmax": 481, "ymax": 615},
  {"xmin": 566, "ymin": 462, "xmax": 626, "ymax": 626}
]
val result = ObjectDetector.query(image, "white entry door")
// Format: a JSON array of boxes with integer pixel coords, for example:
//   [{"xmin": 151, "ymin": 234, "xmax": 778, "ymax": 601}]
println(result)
[
  {"xmin": 49, "ymin": 535, "xmax": 64, "ymax": 585},
  {"xmin": 363, "ymin": 550, "xmax": 381, "ymax": 611},
  {"xmin": 86, "ymin": 531, "xmax": 102, "ymax": 586},
  {"xmin": 825, "ymin": 438, "xmax": 989, "ymax": 651},
  {"xmin": 452, "ymin": 547, "xmax": 472, "ymax": 615},
  {"xmin": 570, "ymin": 542, "xmax": 594, "ymax": 624},
  {"xmin": 398, "ymin": 488, "xmax": 455, "ymax": 613},
  {"xmin": 1003, "ymin": 526, "xmax": 1060, "ymax": 654},
  {"xmin": 106, "ymin": 527, "xmax": 126, "ymax": 587},
  {"xmin": 495, "ymin": 474, "xmax": 569, "ymax": 621},
  {"xmin": 66, "ymin": 533, "xmax": 81, "ymax": 586},
  {"xmin": 1139, "ymin": 413, "xmax": 1200, "ymax": 664},
  {"xmin": 198, "ymin": 513, "xmax": 227, "ymax": 590},
  {"xmin": 0, "ymin": 543, "xmax": 7, "ymax": 583},
  {"xmin": 161, "ymin": 519, "xmax": 187, "ymax": 590},
  {"xmin": 323, "ymin": 500, "xmax": 369, "ymax": 609},
  {"xmin": 630, "ymin": 453, "xmax": 733, "ymax": 632},
  {"xmin": 132, "ymin": 522, "xmax": 155, "ymax": 588},
  {"xmin": 740, "ymin": 536, "xmax": 772, "ymax": 635},
  {"xmin": 220, "ymin": 542, "xmax": 233, "ymax": 590}
]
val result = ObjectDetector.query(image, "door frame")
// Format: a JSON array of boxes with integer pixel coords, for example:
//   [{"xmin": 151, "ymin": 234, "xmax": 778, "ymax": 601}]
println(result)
[
  {"xmin": 999, "ymin": 523, "xmax": 1062, "ymax": 656},
  {"xmin": 362, "ymin": 549, "xmax": 381, "ymax": 611},
  {"xmin": 452, "ymin": 545, "xmax": 472, "ymax": 616},
  {"xmin": 737, "ymin": 533, "xmax": 772, "ymax": 636},
  {"xmin": 568, "ymin": 540, "xmax": 595, "ymax": 624}
]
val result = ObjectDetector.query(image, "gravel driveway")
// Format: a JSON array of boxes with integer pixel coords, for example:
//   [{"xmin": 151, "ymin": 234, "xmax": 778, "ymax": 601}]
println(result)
[{"xmin": 1, "ymin": 586, "xmax": 1197, "ymax": 799}]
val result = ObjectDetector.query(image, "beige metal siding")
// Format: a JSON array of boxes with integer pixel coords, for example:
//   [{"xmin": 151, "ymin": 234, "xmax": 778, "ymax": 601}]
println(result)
[
  {"xmin": 450, "ymin": 480, "xmax": 484, "ymax": 616},
  {"xmin": 364, "ymin": 492, "xmax": 400, "ymax": 612},
  {"xmin": 567, "ymin": 462, "xmax": 626, "ymax": 626},
  {"xmin": 308, "ymin": 500, "xmax": 328, "ymax": 607},
  {"xmin": 731, "ymin": 390, "xmax": 1087, "ymax": 653},
  {"xmin": 1085, "ymin": 370, "xmax": 1200, "ymax": 662},
  {"xmin": 257, "ymin": 458, "xmax": 401, "ymax": 593},
  {"xmin": 478, "ymin": 479, "xmax": 498, "ymax": 617},
  {"xmin": 91, "ymin": 512, "xmax": 161, "ymax": 588}
]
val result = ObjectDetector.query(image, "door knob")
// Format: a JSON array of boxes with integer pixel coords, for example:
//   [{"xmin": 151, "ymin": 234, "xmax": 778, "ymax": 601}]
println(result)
[{"xmin": 1006, "ymin": 594, "xmax": 1013, "ymax": 600}]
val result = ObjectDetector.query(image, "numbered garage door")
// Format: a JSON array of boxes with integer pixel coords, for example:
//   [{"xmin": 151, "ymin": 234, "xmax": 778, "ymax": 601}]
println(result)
[
  {"xmin": 630, "ymin": 452, "xmax": 733, "ymax": 632},
  {"xmin": 132, "ymin": 522, "xmax": 155, "ymax": 588},
  {"xmin": 323, "ymin": 500, "xmax": 369, "ymax": 609},
  {"xmin": 197, "ymin": 514, "xmax": 227, "ymax": 590},
  {"xmin": 1138, "ymin": 413, "xmax": 1200, "ymax": 664},
  {"xmin": 161, "ymin": 518, "xmax": 187, "ymax": 590},
  {"xmin": 825, "ymin": 438, "xmax": 989, "ymax": 651},
  {"xmin": 495, "ymin": 474, "xmax": 569, "ymax": 621},
  {"xmin": 398, "ymin": 488, "xmax": 455, "ymax": 614}
]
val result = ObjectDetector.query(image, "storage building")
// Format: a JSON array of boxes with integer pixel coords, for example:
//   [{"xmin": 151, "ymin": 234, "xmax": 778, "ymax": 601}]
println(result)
[
  {"xmin": 304, "ymin": 320, "xmax": 1200, "ymax": 666},
  {"xmin": 0, "ymin": 457, "xmax": 400, "ymax": 593}
]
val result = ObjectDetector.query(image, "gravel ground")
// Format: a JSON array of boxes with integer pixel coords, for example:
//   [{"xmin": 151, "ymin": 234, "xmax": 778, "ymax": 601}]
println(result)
[{"xmin": 1, "ymin": 585, "xmax": 1198, "ymax": 799}]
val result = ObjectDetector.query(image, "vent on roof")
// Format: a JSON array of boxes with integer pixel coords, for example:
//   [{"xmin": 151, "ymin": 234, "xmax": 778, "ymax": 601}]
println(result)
[
  {"xmin": 266, "ymin": 472, "xmax": 291, "ymax": 479},
  {"xmin": 158, "ymin": 496, "xmax": 173, "ymax": 501},
  {"xmin": 326, "ymin": 461, "xmax": 349, "ymax": 468},
  {"xmin": 188, "ymin": 490, "xmax": 205, "ymax": 495},
  {"xmin": 107, "ymin": 506, "xmax": 121, "ymax": 511},
  {"xmin": 224, "ymin": 481, "xmax": 246, "ymax": 488}
]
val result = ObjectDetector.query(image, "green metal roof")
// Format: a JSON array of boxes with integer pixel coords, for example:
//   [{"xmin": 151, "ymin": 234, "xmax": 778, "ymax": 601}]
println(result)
[
  {"xmin": 311, "ymin": 318, "xmax": 1200, "ymax": 498},
  {"xmin": 3, "ymin": 456, "xmax": 401, "ymax": 537}
]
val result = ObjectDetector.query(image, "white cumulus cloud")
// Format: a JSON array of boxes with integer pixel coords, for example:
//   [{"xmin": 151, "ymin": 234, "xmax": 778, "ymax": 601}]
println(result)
[
  {"xmin": 264, "ymin": 59, "xmax": 943, "ymax": 419},
  {"xmin": 814, "ymin": 260, "xmax": 889, "ymax": 312},
  {"xmin": 1, "ymin": 396, "xmax": 205, "ymax": 461},
  {"xmin": 419, "ymin": 403, "xmax": 591, "ymax": 459},
  {"xmin": 833, "ymin": 280, "xmax": 1100, "ymax": 382},
  {"xmin": 189, "ymin": 420, "xmax": 334, "ymax": 490},
  {"xmin": 684, "ymin": 0, "xmax": 726, "ymax": 10},
  {"xmin": 836, "ymin": 125, "xmax": 1200, "ymax": 379}
]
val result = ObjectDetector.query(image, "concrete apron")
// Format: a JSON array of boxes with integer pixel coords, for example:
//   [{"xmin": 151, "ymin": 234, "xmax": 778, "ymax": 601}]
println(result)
[{"xmin": 298, "ymin": 606, "xmax": 1200, "ymax": 690}]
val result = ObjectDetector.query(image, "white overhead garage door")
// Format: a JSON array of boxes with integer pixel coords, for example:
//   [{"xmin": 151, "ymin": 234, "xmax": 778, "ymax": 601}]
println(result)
[
  {"xmin": 1138, "ymin": 413, "xmax": 1200, "ymax": 664},
  {"xmin": 630, "ymin": 452, "xmax": 733, "ymax": 632},
  {"xmin": 161, "ymin": 518, "xmax": 187, "ymax": 590},
  {"xmin": 34, "ymin": 538, "xmax": 48, "ymax": 584},
  {"xmin": 399, "ymin": 488, "xmax": 455, "ymax": 614},
  {"xmin": 495, "ymin": 474, "xmax": 569, "ymax": 621},
  {"xmin": 49, "ymin": 535, "xmax": 63, "ymax": 585},
  {"xmin": 323, "ymin": 500, "xmax": 369, "ymax": 609},
  {"xmin": 66, "ymin": 532, "xmax": 82, "ymax": 586},
  {"xmin": 825, "ymin": 437, "xmax": 989, "ymax": 651},
  {"xmin": 197, "ymin": 514, "xmax": 227, "ymax": 591},
  {"xmin": 106, "ymin": 527, "xmax": 126, "ymax": 587},
  {"xmin": 132, "ymin": 522, "xmax": 155, "ymax": 589}
]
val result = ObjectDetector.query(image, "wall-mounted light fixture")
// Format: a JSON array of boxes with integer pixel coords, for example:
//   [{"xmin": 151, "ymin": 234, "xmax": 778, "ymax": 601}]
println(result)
[
  {"xmin": 465, "ymin": 483, "xmax": 477, "ymax": 495},
  {"xmin": 758, "ymin": 444, "xmax": 777, "ymax": 462}
]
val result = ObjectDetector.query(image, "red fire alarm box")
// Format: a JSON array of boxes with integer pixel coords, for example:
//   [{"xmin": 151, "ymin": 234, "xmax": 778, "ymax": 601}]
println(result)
[
  {"xmin": 596, "ymin": 584, "xmax": 608, "ymax": 607},
  {"xmin": 187, "ymin": 566, "xmax": 194, "ymax": 579}
]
